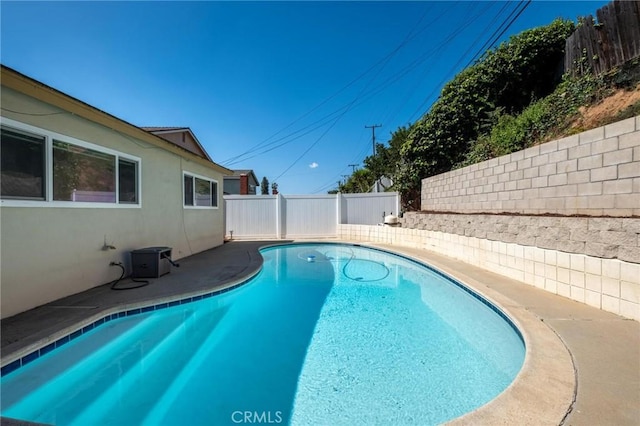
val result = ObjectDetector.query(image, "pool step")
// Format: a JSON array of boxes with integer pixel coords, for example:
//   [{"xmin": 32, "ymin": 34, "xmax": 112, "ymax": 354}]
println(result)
[
  {"xmin": 1, "ymin": 308, "xmax": 194, "ymax": 424},
  {"xmin": 140, "ymin": 281, "xmax": 319, "ymax": 425},
  {"xmin": 67, "ymin": 304, "xmax": 231, "ymax": 426},
  {"xmin": 140, "ymin": 307, "xmax": 238, "ymax": 425}
]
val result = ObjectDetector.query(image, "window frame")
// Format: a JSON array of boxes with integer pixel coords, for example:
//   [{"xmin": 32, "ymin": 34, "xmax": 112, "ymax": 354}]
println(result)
[
  {"xmin": 0, "ymin": 125, "xmax": 47, "ymax": 201},
  {"xmin": 183, "ymin": 171, "xmax": 219, "ymax": 209},
  {"xmin": 0, "ymin": 117, "xmax": 142, "ymax": 208},
  {"xmin": 117, "ymin": 157, "xmax": 139, "ymax": 205}
]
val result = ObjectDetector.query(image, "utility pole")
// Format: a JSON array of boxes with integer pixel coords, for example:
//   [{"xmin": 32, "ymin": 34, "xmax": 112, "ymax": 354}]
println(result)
[
  {"xmin": 348, "ymin": 164, "xmax": 358, "ymax": 173},
  {"xmin": 365, "ymin": 124, "xmax": 382, "ymax": 156},
  {"xmin": 341, "ymin": 175, "xmax": 350, "ymax": 184}
]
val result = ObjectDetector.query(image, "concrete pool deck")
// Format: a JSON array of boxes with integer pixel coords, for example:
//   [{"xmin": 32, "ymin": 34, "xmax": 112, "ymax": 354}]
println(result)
[{"xmin": 1, "ymin": 240, "xmax": 638, "ymax": 425}]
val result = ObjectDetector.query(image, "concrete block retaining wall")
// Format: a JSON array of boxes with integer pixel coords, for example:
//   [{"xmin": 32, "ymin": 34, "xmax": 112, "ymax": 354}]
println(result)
[
  {"xmin": 400, "ymin": 213, "xmax": 640, "ymax": 264},
  {"xmin": 337, "ymin": 224, "xmax": 640, "ymax": 321},
  {"xmin": 338, "ymin": 118, "xmax": 640, "ymax": 321},
  {"xmin": 421, "ymin": 116, "xmax": 640, "ymax": 216}
]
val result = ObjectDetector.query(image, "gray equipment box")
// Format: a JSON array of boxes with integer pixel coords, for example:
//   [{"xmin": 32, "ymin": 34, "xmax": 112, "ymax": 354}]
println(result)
[{"xmin": 131, "ymin": 247, "xmax": 172, "ymax": 278}]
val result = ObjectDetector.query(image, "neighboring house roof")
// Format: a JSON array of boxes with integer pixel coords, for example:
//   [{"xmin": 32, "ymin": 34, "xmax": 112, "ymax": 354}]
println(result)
[
  {"xmin": 141, "ymin": 127, "xmax": 212, "ymax": 162},
  {"xmin": 226, "ymin": 169, "xmax": 259, "ymax": 184},
  {"xmin": 0, "ymin": 65, "xmax": 232, "ymax": 176}
]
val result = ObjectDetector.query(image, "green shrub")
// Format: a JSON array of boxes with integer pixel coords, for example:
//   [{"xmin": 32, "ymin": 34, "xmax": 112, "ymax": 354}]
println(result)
[
  {"xmin": 400, "ymin": 19, "xmax": 575, "ymax": 207},
  {"xmin": 459, "ymin": 68, "xmax": 615, "ymax": 166}
]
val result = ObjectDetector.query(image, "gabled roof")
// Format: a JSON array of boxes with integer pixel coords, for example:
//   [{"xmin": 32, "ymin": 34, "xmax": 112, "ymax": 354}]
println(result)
[
  {"xmin": 141, "ymin": 126, "xmax": 213, "ymax": 162},
  {"xmin": 0, "ymin": 65, "xmax": 232, "ymax": 175}
]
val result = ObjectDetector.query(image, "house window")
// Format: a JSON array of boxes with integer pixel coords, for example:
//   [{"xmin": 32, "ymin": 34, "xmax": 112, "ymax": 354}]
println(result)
[
  {"xmin": 0, "ymin": 118, "xmax": 141, "ymax": 207},
  {"xmin": 184, "ymin": 172, "xmax": 218, "ymax": 208},
  {"xmin": 0, "ymin": 126, "xmax": 46, "ymax": 200},
  {"xmin": 211, "ymin": 180, "xmax": 218, "ymax": 206},
  {"xmin": 195, "ymin": 178, "xmax": 212, "ymax": 206},
  {"xmin": 53, "ymin": 141, "xmax": 116, "ymax": 202},
  {"xmin": 118, "ymin": 158, "xmax": 138, "ymax": 204},
  {"xmin": 184, "ymin": 174, "xmax": 194, "ymax": 206}
]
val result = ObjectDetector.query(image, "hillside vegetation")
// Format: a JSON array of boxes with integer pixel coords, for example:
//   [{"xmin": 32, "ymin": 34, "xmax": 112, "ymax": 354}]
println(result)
[{"xmin": 338, "ymin": 18, "xmax": 640, "ymax": 211}]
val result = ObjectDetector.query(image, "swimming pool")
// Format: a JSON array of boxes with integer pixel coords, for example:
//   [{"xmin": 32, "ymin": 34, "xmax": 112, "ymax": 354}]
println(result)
[{"xmin": 1, "ymin": 243, "xmax": 525, "ymax": 425}]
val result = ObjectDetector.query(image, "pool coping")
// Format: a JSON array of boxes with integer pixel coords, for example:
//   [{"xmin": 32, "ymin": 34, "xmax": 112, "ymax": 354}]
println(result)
[{"xmin": 2, "ymin": 239, "xmax": 637, "ymax": 425}]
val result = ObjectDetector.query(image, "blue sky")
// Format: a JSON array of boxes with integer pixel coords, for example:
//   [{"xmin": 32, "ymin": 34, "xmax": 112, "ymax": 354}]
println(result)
[{"xmin": 1, "ymin": 1, "xmax": 605, "ymax": 194}]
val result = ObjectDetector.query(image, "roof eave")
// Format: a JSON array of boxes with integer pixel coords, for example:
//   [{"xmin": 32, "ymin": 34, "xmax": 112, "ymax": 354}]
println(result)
[{"xmin": 0, "ymin": 65, "xmax": 232, "ymax": 175}]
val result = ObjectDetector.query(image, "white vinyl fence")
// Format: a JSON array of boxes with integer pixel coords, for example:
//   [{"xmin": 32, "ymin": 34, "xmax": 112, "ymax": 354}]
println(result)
[{"xmin": 224, "ymin": 192, "xmax": 400, "ymax": 239}]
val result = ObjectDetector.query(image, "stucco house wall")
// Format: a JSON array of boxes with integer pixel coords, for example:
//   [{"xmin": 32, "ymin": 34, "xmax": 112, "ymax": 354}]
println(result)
[{"xmin": 0, "ymin": 69, "xmax": 229, "ymax": 318}]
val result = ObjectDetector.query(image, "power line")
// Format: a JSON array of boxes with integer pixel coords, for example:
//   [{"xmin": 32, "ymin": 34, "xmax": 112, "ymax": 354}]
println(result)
[
  {"xmin": 407, "ymin": 1, "xmax": 518, "ymax": 122},
  {"xmin": 223, "ymin": 2, "xmax": 480, "ymax": 171},
  {"xmin": 313, "ymin": 2, "xmax": 522, "ymax": 195},
  {"xmin": 227, "ymin": 3, "xmax": 491, "ymax": 169},
  {"xmin": 312, "ymin": 3, "xmax": 527, "ymax": 194},
  {"xmin": 310, "ymin": 131, "xmax": 373, "ymax": 194},
  {"xmin": 272, "ymin": 111, "xmax": 346, "ymax": 182},
  {"xmin": 463, "ymin": 0, "xmax": 532, "ymax": 70},
  {"xmin": 271, "ymin": 1, "xmax": 525, "ymax": 191},
  {"xmin": 408, "ymin": 0, "xmax": 532, "ymax": 122},
  {"xmin": 302, "ymin": 2, "xmax": 499, "ymax": 133},
  {"xmin": 377, "ymin": 0, "xmax": 494, "ymax": 126},
  {"xmin": 220, "ymin": 3, "xmax": 436, "ymax": 167},
  {"xmin": 223, "ymin": 80, "xmax": 386, "ymax": 167},
  {"xmin": 272, "ymin": 5, "xmax": 434, "ymax": 183},
  {"xmin": 223, "ymin": 110, "xmax": 343, "ymax": 166},
  {"xmin": 311, "ymin": 173, "xmax": 347, "ymax": 193}
]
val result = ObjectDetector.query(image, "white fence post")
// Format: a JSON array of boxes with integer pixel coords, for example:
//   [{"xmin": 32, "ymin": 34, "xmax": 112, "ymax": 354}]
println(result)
[{"xmin": 276, "ymin": 193, "xmax": 282, "ymax": 239}]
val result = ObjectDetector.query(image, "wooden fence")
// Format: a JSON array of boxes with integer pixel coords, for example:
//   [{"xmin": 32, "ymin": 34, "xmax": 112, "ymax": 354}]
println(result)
[{"xmin": 564, "ymin": 0, "xmax": 640, "ymax": 76}]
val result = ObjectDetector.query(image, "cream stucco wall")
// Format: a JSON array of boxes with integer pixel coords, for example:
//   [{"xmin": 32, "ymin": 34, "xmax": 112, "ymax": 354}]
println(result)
[{"xmin": 1, "ymin": 87, "xmax": 225, "ymax": 318}]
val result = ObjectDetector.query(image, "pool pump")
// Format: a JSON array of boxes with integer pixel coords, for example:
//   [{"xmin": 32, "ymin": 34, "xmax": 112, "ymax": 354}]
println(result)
[{"xmin": 130, "ymin": 246, "xmax": 180, "ymax": 278}]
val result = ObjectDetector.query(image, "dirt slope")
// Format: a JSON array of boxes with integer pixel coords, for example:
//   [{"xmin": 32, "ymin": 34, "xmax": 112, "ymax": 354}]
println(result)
[{"xmin": 569, "ymin": 83, "xmax": 640, "ymax": 131}]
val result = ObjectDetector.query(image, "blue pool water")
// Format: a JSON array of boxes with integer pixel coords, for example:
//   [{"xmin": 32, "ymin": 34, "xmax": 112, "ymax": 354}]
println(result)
[{"xmin": 1, "ymin": 243, "xmax": 525, "ymax": 425}]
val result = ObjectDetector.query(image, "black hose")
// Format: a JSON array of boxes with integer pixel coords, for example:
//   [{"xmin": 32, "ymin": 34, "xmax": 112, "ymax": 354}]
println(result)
[
  {"xmin": 299, "ymin": 246, "xmax": 391, "ymax": 282},
  {"xmin": 341, "ymin": 256, "xmax": 390, "ymax": 283},
  {"xmin": 109, "ymin": 262, "xmax": 150, "ymax": 291},
  {"xmin": 313, "ymin": 246, "xmax": 391, "ymax": 282},
  {"xmin": 161, "ymin": 253, "xmax": 180, "ymax": 268}
]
